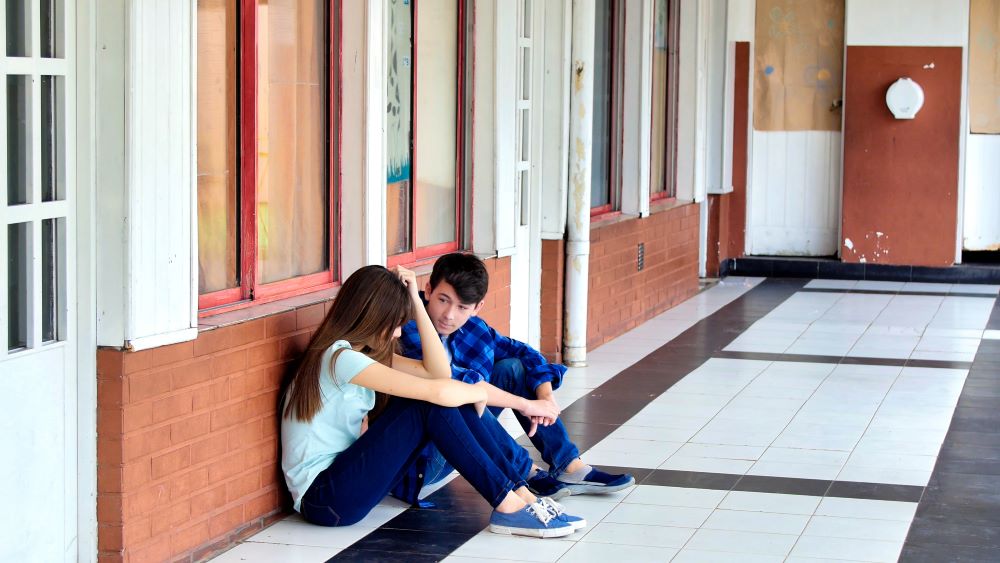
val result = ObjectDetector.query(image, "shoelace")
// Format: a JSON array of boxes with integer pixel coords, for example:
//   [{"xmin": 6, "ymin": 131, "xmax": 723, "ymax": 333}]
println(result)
[
  {"xmin": 526, "ymin": 502, "xmax": 556, "ymax": 526},
  {"xmin": 537, "ymin": 496, "xmax": 566, "ymax": 518}
]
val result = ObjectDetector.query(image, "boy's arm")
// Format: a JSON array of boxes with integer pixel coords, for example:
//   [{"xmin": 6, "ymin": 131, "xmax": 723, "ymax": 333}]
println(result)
[{"xmin": 400, "ymin": 321, "xmax": 493, "ymax": 385}]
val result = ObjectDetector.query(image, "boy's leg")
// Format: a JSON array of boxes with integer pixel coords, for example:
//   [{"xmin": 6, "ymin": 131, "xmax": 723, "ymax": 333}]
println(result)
[{"xmin": 490, "ymin": 358, "xmax": 579, "ymax": 474}]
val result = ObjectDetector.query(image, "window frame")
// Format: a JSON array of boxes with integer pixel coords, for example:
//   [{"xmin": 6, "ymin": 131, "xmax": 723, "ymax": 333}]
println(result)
[
  {"xmin": 649, "ymin": 0, "xmax": 680, "ymax": 203},
  {"xmin": 590, "ymin": 0, "xmax": 625, "ymax": 219},
  {"xmin": 198, "ymin": 0, "xmax": 342, "ymax": 314},
  {"xmin": 387, "ymin": 0, "xmax": 468, "ymax": 268}
]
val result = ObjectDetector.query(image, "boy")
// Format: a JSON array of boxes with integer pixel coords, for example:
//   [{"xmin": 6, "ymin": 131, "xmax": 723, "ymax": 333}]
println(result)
[{"xmin": 396, "ymin": 253, "xmax": 634, "ymax": 501}]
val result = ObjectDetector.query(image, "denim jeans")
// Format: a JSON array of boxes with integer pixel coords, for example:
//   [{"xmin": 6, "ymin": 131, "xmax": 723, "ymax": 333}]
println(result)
[
  {"xmin": 299, "ymin": 398, "xmax": 527, "ymax": 527},
  {"xmin": 489, "ymin": 358, "xmax": 580, "ymax": 474},
  {"xmin": 421, "ymin": 408, "xmax": 534, "ymax": 486}
]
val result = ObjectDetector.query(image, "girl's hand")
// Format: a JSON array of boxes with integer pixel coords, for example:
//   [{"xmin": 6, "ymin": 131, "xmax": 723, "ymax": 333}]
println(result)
[{"xmin": 394, "ymin": 265, "xmax": 420, "ymax": 299}]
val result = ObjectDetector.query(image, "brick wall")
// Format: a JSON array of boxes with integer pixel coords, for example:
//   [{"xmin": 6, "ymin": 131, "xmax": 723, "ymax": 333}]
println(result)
[
  {"xmin": 96, "ymin": 257, "xmax": 511, "ymax": 562},
  {"xmin": 539, "ymin": 204, "xmax": 700, "ymax": 357}
]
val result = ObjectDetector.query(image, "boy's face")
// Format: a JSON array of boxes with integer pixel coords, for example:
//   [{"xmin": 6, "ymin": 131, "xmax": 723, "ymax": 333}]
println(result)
[{"xmin": 424, "ymin": 280, "xmax": 484, "ymax": 336}]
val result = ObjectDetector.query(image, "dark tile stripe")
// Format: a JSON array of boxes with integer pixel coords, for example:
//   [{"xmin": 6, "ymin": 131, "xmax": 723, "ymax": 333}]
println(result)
[
  {"xmin": 328, "ymin": 278, "xmax": 806, "ymax": 561},
  {"xmin": 728, "ymin": 257, "xmax": 1000, "ymax": 285},
  {"xmin": 638, "ymin": 468, "xmax": 922, "ymax": 502},
  {"xmin": 799, "ymin": 287, "xmax": 998, "ymax": 299},
  {"xmin": 901, "ymin": 300, "xmax": 1000, "ymax": 561},
  {"xmin": 714, "ymin": 350, "xmax": 974, "ymax": 370}
]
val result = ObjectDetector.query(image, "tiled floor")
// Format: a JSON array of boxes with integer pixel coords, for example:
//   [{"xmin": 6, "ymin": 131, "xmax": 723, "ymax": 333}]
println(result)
[{"xmin": 210, "ymin": 278, "xmax": 1000, "ymax": 562}]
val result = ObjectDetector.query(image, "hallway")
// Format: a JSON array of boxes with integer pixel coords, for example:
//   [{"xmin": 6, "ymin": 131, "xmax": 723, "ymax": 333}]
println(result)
[{"xmin": 211, "ymin": 277, "xmax": 1000, "ymax": 562}]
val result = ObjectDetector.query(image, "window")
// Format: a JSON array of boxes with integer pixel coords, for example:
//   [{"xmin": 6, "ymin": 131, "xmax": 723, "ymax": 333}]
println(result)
[
  {"xmin": 591, "ymin": 0, "xmax": 625, "ymax": 217},
  {"xmin": 197, "ymin": 0, "xmax": 339, "ymax": 311},
  {"xmin": 386, "ymin": 0, "xmax": 468, "ymax": 265},
  {"xmin": 650, "ymin": 0, "xmax": 680, "ymax": 201}
]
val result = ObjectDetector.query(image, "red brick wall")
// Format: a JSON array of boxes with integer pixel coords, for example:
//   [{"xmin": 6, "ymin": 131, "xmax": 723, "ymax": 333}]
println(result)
[
  {"xmin": 539, "ymin": 204, "xmax": 700, "ymax": 357},
  {"xmin": 96, "ymin": 257, "xmax": 511, "ymax": 563}
]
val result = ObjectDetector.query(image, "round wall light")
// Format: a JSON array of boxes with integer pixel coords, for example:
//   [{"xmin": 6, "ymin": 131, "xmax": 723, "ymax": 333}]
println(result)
[{"xmin": 885, "ymin": 77, "xmax": 924, "ymax": 120}]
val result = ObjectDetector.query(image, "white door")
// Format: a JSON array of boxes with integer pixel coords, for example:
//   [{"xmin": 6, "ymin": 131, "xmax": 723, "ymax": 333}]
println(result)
[{"xmin": 1, "ymin": 1, "xmax": 79, "ymax": 560}]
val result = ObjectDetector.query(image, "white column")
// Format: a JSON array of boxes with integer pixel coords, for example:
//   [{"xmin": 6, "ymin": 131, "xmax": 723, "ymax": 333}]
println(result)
[{"xmin": 563, "ymin": 0, "xmax": 595, "ymax": 367}]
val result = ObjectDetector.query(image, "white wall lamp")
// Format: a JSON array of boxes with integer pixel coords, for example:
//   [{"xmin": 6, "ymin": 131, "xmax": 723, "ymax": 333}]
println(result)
[{"xmin": 885, "ymin": 77, "xmax": 924, "ymax": 119}]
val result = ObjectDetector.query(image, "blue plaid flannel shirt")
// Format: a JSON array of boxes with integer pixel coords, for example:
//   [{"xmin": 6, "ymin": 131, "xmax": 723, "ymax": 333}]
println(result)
[{"xmin": 398, "ymin": 297, "xmax": 566, "ymax": 391}]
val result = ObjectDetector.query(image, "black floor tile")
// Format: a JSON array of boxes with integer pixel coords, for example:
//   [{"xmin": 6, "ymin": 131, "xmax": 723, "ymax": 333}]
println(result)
[
  {"xmin": 381, "ymin": 508, "xmax": 491, "ymax": 535},
  {"xmin": 642, "ymin": 469, "xmax": 740, "ymax": 491},
  {"xmin": 827, "ymin": 481, "xmax": 923, "ymax": 503},
  {"xmin": 865, "ymin": 263, "xmax": 913, "ymax": 282},
  {"xmin": 735, "ymin": 475, "xmax": 831, "ymax": 497},
  {"xmin": 899, "ymin": 542, "xmax": 1000, "ymax": 562},
  {"xmin": 328, "ymin": 548, "xmax": 444, "ymax": 563},
  {"xmin": 905, "ymin": 515, "xmax": 1000, "ymax": 549},
  {"xmin": 345, "ymin": 528, "xmax": 478, "ymax": 557},
  {"xmin": 817, "ymin": 260, "xmax": 865, "ymax": 280}
]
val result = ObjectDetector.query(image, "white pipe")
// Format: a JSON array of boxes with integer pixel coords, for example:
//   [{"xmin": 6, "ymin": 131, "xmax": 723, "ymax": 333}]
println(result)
[{"xmin": 563, "ymin": 0, "xmax": 595, "ymax": 367}]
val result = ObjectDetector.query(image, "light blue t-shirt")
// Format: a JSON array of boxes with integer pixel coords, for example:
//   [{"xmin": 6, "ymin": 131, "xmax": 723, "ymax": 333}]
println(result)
[{"xmin": 281, "ymin": 340, "xmax": 376, "ymax": 512}]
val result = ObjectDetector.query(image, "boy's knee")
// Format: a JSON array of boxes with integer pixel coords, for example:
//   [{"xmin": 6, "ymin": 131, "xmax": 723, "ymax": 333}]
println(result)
[{"xmin": 493, "ymin": 358, "xmax": 526, "ymax": 379}]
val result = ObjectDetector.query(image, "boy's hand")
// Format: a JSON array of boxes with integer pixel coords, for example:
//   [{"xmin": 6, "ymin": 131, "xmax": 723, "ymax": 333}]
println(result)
[{"xmin": 519, "ymin": 398, "xmax": 560, "ymax": 421}]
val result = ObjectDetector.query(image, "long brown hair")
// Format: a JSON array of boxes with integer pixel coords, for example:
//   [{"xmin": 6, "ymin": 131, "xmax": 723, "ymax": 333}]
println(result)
[{"xmin": 284, "ymin": 265, "xmax": 411, "ymax": 422}]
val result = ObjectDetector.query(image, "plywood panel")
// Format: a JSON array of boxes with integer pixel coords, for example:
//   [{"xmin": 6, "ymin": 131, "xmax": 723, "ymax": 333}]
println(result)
[
  {"xmin": 841, "ymin": 46, "xmax": 961, "ymax": 266},
  {"xmin": 748, "ymin": 131, "xmax": 841, "ymax": 255},
  {"xmin": 964, "ymin": 134, "xmax": 1000, "ymax": 250}
]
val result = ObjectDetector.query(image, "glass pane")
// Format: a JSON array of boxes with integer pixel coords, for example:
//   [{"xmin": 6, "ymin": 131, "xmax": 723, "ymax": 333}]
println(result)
[
  {"xmin": 521, "ymin": 46, "xmax": 530, "ymax": 101},
  {"xmin": 42, "ymin": 218, "xmax": 63, "ymax": 342},
  {"xmin": 414, "ymin": 0, "xmax": 458, "ymax": 248},
  {"xmin": 256, "ymin": 0, "xmax": 330, "ymax": 284},
  {"xmin": 6, "ymin": 0, "xmax": 29, "ymax": 56},
  {"xmin": 590, "ymin": 0, "xmax": 612, "ymax": 208},
  {"xmin": 7, "ymin": 75, "xmax": 31, "ymax": 206},
  {"xmin": 40, "ymin": 0, "xmax": 63, "ymax": 58},
  {"xmin": 197, "ymin": 0, "xmax": 239, "ymax": 293},
  {"xmin": 41, "ymin": 76, "xmax": 64, "ymax": 202},
  {"xmin": 8, "ymin": 222, "xmax": 29, "ymax": 351},
  {"xmin": 386, "ymin": 0, "xmax": 413, "ymax": 255},
  {"xmin": 650, "ymin": 0, "xmax": 670, "ymax": 196}
]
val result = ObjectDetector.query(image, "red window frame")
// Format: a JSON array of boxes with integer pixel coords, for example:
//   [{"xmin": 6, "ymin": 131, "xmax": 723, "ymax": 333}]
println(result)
[
  {"xmin": 199, "ymin": 0, "xmax": 342, "ymax": 314},
  {"xmin": 387, "ymin": 0, "xmax": 468, "ymax": 268},
  {"xmin": 650, "ymin": 0, "xmax": 680, "ymax": 203},
  {"xmin": 591, "ymin": 0, "xmax": 624, "ymax": 219}
]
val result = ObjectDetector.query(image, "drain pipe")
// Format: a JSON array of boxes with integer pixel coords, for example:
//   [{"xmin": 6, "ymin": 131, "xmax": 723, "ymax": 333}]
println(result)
[{"xmin": 563, "ymin": 0, "xmax": 595, "ymax": 367}]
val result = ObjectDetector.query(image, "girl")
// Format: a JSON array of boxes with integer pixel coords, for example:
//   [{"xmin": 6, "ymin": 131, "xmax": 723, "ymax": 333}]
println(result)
[{"xmin": 281, "ymin": 265, "xmax": 583, "ymax": 538}]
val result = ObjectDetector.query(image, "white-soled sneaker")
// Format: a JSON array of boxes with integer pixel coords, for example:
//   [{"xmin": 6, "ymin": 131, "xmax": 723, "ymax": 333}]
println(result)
[
  {"xmin": 488, "ymin": 502, "xmax": 575, "ymax": 538},
  {"xmin": 537, "ymin": 496, "xmax": 587, "ymax": 530}
]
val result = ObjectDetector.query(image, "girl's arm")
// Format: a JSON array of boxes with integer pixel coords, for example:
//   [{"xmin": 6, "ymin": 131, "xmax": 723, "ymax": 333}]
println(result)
[
  {"xmin": 394, "ymin": 266, "xmax": 450, "ymax": 379},
  {"xmin": 352, "ymin": 362, "xmax": 487, "ymax": 407}
]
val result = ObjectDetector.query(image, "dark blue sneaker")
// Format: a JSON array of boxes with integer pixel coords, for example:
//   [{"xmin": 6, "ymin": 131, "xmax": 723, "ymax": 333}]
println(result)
[
  {"xmin": 559, "ymin": 468, "xmax": 635, "ymax": 495},
  {"xmin": 488, "ymin": 503, "xmax": 575, "ymax": 538},
  {"xmin": 526, "ymin": 470, "xmax": 572, "ymax": 500},
  {"xmin": 537, "ymin": 496, "xmax": 587, "ymax": 530}
]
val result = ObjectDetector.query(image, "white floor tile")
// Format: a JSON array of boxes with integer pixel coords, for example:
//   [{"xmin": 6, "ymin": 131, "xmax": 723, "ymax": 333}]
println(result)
[
  {"xmin": 672, "ymin": 549, "xmax": 785, "ymax": 562},
  {"xmin": 451, "ymin": 533, "xmax": 574, "ymax": 562},
  {"xmin": 554, "ymin": 495, "xmax": 620, "ymax": 524},
  {"xmin": 583, "ymin": 449, "xmax": 673, "ymax": 470},
  {"xmin": 835, "ymin": 465, "xmax": 932, "ymax": 486},
  {"xmin": 684, "ymin": 529, "xmax": 799, "ymax": 556},
  {"xmin": 983, "ymin": 329, "xmax": 1000, "ymax": 340},
  {"xmin": 623, "ymin": 485, "xmax": 727, "ymax": 509},
  {"xmin": 854, "ymin": 281, "xmax": 905, "ymax": 291},
  {"xmin": 673, "ymin": 443, "xmax": 766, "ymax": 461},
  {"xmin": 746, "ymin": 461, "xmax": 843, "ymax": 481},
  {"xmin": 789, "ymin": 536, "xmax": 903, "ymax": 562},
  {"xmin": 802, "ymin": 515, "xmax": 912, "ymax": 542},
  {"xmin": 701, "ymin": 509, "xmax": 810, "ymax": 535},
  {"xmin": 757, "ymin": 448, "xmax": 850, "ymax": 466},
  {"xmin": 604, "ymin": 503, "xmax": 713, "ymax": 528},
  {"xmin": 718, "ymin": 491, "xmax": 821, "ymax": 515},
  {"xmin": 442, "ymin": 556, "xmax": 515, "ymax": 563},
  {"xmin": 814, "ymin": 498, "xmax": 917, "ymax": 522},
  {"xmin": 210, "ymin": 542, "xmax": 341, "ymax": 563},
  {"xmin": 578, "ymin": 522, "xmax": 694, "ymax": 549},
  {"xmin": 557, "ymin": 541, "xmax": 678, "ymax": 562},
  {"xmin": 805, "ymin": 279, "xmax": 857, "ymax": 290},
  {"xmin": 244, "ymin": 519, "xmax": 376, "ymax": 549},
  {"xmin": 901, "ymin": 282, "xmax": 953, "ymax": 293},
  {"xmin": 951, "ymin": 284, "xmax": 1000, "ymax": 295}
]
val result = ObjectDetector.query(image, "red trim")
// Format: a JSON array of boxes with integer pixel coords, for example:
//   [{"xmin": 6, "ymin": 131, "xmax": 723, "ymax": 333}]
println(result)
[
  {"xmin": 198, "ymin": 287, "xmax": 243, "ymax": 311},
  {"xmin": 649, "ymin": 0, "xmax": 680, "ymax": 200},
  {"xmin": 455, "ymin": 0, "xmax": 465, "ymax": 249},
  {"xmin": 650, "ymin": 191, "xmax": 671, "ymax": 202},
  {"xmin": 590, "ymin": 203, "xmax": 613, "ymax": 217},
  {"xmin": 332, "ymin": 0, "xmax": 343, "ymax": 282},
  {"xmin": 410, "ymin": 0, "xmax": 420, "ymax": 256},
  {"xmin": 240, "ymin": 0, "xmax": 258, "ymax": 300}
]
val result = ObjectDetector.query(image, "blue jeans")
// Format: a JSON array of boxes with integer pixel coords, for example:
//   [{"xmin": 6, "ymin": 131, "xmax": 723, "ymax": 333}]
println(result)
[
  {"xmin": 421, "ymin": 359, "xmax": 580, "ymax": 487},
  {"xmin": 299, "ymin": 398, "xmax": 526, "ymax": 527},
  {"xmin": 489, "ymin": 358, "xmax": 580, "ymax": 474},
  {"xmin": 421, "ymin": 407, "xmax": 534, "ymax": 487}
]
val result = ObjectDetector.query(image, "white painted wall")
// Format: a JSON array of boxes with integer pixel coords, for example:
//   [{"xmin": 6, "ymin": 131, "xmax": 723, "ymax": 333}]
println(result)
[
  {"xmin": 748, "ymin": 131, "xmax": 842, "ymax": 256},
  {"xmin": 96, "ymin": 0, "xmax": 197, "ymax": 350},
  {"xmin": 964, "ymin": 135, "xmax": 1000, "ymax": 250},
  {"xmin": 845, "ymin": 0, "xmax": 968, "ymax": 47}
]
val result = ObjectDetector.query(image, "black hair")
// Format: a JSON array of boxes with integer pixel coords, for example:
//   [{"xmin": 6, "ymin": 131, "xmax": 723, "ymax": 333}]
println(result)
[{"xmin": 429, "ymin": 252, "xmax": 489, "ymax": 304}]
